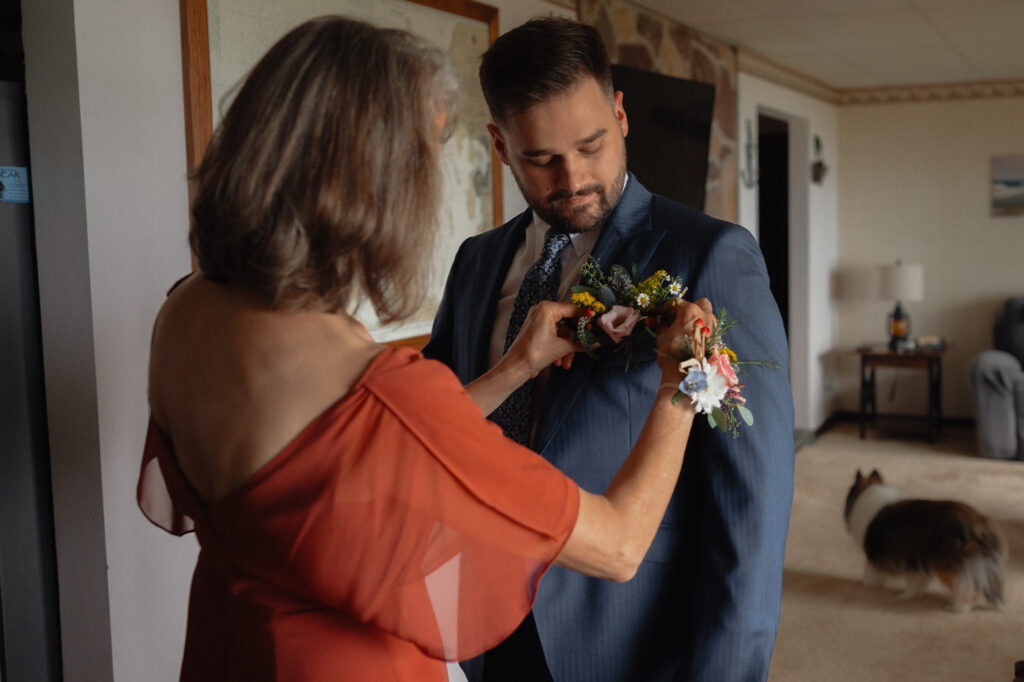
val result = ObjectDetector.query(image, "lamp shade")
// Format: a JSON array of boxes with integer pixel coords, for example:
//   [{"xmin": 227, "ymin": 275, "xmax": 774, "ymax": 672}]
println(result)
[{"xmin": 879, "ymin": 262, "xmax": 924, "ymax": 302}]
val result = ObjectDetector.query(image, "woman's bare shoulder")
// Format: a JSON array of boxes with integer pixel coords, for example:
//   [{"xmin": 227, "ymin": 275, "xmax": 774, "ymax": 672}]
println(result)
[{"xmin": 148, "ymin": 275, "xmax": 385, "ymax": 502}]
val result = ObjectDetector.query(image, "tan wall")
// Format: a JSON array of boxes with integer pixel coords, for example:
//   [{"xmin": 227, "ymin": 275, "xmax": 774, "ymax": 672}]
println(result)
[{"xmin": 836, "ymin": 96, "xmax": 1024, "ymax": 419}]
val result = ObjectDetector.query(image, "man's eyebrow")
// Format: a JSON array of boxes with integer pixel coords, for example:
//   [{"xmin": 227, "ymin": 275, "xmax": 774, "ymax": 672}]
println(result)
[{"xmin": 521, "ymin": 128, "xmax": 608, "ymax": 158}]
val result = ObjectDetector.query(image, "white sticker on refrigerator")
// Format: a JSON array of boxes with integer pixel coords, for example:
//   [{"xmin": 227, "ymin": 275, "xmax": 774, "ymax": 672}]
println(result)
[{"xmin": 0, "ymin": 166, "xmax": 30, "ymax": 203}]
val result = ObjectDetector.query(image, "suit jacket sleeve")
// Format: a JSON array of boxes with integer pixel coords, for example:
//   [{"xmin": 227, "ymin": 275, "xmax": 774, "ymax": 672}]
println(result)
[
  {"xmin": 679, "ymin": 222, "xmax": 795, "ymax": 681},
  {"xmin": 421, "ymin": 241, "xmax": 464, "ymax": 371}
]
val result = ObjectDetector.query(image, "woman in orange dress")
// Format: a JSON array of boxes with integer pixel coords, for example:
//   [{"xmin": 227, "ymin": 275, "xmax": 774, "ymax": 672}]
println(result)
[{"xmin": 139, "ymin": 16, "xmax": 710, "ymax": 681}]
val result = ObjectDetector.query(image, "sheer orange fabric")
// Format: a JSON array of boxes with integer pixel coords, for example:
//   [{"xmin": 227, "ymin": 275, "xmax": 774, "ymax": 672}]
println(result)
[{"xmin": 138, "ymin": 347, "xmax": 579, "ymax": 681}]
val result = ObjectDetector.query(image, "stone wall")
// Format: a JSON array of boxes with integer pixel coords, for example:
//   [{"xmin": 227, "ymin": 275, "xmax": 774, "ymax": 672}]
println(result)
[{"xmin": 578, "ymin": 0, "xmax": 738, "ymax": 222}]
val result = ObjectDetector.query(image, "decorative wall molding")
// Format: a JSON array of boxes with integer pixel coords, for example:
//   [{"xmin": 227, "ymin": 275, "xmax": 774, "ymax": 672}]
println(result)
[
  {"xmin": 737, "ymin": 47, "xmax": 1024, "ymax": 106},
  {"xmin": 542, "ymin": 0, "xmax": 578, "ymax": 9},
  {"xmin": 737, "ymin": 49, "xmax": 840, "ymax": 104},
  {"xmin": 838, "ymin": 80, "xmax": 1024, "ymax": 106}
]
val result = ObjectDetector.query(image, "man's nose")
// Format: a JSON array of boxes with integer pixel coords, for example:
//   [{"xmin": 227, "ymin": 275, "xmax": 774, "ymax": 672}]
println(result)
[{"xmin": 556, "ymin": 155, "xmax": 586, "ymax": 193}]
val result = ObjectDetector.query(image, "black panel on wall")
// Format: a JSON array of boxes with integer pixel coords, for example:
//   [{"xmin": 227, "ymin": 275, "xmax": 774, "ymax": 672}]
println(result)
[{"xmin": 610, "ymin": 63, "xmax": 715, "ymax": 212}]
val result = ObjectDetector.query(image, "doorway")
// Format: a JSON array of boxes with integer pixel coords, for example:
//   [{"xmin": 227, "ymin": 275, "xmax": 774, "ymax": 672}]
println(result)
[{"xmin": 757, "ymin": 113, "xmax": 790, "ymax": 338}]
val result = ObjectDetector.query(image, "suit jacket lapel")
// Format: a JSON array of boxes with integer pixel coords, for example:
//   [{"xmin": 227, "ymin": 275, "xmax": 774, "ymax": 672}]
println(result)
[
  {"xmin": 465, "ymin": 210, "xmax": 532, "ymax": 380},
  {"xmin": 533, "ymin": 175, "xmax": 667, "ymax": 456},
  {"xmin": 589, "ymin": 175, "xmax": 662, "ymax": 276}
]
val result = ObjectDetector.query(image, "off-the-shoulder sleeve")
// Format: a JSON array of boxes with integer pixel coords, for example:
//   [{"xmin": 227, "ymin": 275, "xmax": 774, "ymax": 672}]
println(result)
[
  {"xmin": 206, "ymin": 348, "xmax": 580, "ymax": 662},
  {"xmin": 138, "ymin": 419, "xmax": 196, "ymax": 536}
]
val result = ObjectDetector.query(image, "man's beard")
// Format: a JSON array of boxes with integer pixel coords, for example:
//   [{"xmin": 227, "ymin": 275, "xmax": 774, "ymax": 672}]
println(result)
[{"xmin": 513, "ymin": 160, "xmax": 627, "ymax": 235}]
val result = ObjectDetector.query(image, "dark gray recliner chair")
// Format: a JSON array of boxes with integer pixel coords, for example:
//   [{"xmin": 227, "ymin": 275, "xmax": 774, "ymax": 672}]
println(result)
[{"xmin": 970, "ymin": 298, "xmax": 1024, "ymax": 460}]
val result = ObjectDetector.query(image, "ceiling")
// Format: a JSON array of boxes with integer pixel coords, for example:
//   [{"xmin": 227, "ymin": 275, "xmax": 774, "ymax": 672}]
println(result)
[{"xmin": 630, "ymin": 0, "xmax": 1024, "ymax": 90}]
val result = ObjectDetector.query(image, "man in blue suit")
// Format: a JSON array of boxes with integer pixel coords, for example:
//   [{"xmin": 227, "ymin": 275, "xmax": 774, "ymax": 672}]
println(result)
[{"xmin": 424, "ymin": 17, "xmax": 794, "ymax": 682}]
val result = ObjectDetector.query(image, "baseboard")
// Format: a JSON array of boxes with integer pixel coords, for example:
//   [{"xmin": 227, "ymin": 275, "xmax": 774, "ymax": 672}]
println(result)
[
  {"xmin": 820, "ymin": 410, "xmax": 975, "ymax": 432},
  {"xmin": 795, "ymin": 412, "xmax": 975, "ymax": 452},
  {"xmin": 794, "ymin": 429, "xmax": 815, "ymax": 452}
]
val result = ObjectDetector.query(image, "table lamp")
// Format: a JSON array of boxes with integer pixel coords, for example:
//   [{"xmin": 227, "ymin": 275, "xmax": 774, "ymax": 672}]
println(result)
[{"xmin": 880, "ymin": 259, "xmax": 923, "ymax": 351}]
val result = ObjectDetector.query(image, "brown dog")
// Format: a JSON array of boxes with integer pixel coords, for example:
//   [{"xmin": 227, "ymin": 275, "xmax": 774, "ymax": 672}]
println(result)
[{"xmin": 844, "ymin": 469, "xmax": 1006, "ymax": 612}]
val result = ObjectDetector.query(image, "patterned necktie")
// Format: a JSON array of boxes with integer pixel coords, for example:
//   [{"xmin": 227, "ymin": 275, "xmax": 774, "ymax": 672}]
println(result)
[{"xmin": 491, "ymin": 228, "xmax": 572, "ymax": 445}]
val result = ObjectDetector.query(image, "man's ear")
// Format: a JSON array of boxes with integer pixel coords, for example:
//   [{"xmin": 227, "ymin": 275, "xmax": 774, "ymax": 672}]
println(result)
[
  {"xmin": 613, "ymin": 90, "xmax": 628, "ymax": 139},
  {"xmin": 487, "ymin": 123, "xmax": 510, "ymax": 165}
]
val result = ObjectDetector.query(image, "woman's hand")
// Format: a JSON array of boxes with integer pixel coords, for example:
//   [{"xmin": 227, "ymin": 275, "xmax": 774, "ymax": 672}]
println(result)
[
  {"xmin": 655, "ymin": 298, "xmax": 714, "ymax": 384},
  {"xmin": 505, "ymin": 300, "xmax": 580, "ymax": 375},
  {"xmin": 464, "ymin": 300, "xmax": 580, "ymax": 416}
]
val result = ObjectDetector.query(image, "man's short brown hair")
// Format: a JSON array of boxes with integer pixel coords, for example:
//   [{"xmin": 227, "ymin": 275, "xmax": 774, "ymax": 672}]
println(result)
[{"xmin": 479, "ymin": 17, "xmax": 613, "ymax": 126}]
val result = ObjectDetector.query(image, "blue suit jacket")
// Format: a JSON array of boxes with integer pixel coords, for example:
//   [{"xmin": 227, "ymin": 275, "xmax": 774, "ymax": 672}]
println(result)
[{"xmin": 424, "ymin": 176, "xmax": 794, "ymax": 681}]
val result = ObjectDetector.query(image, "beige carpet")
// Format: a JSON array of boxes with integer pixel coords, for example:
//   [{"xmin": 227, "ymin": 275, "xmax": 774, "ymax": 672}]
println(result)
[{"xmin": 769, "ymin": 420, "xmax": 1024, "ymax": 682}]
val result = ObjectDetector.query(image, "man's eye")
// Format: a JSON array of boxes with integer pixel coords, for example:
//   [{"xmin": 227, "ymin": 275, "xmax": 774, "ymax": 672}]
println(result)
[
  {"xmin": 581, "ymin": 144, "xmax": 601, "ymax": 156},
  {"xmin": 529, "ymin": 157, "xmax": 555, "ymax": 167}
]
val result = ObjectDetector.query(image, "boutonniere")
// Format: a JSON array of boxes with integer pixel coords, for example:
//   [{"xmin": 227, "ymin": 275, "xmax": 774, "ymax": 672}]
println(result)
[
  {"xmin": 570, "ymin": 257, "xmax": 773, "ymax": 437},
  {"xmin": 570, "ymin": 257, "xmax": 686, "ymax": 372}
]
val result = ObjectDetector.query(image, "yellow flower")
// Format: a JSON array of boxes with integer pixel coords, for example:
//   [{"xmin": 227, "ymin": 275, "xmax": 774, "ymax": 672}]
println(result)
[
  {"xmin": 639, "ymin": 270, "xmax": 668, "ymax": 294},
  {"xmin": 571, "ymin": 292, "xmax": 606, "ymax": 313},
  {"xmin": 720, "ymin": 347, "xmax": 738, "ymax": 363},
  {"xmin": 572, "ymin": 291, "xmax": 596, "ymax": 306}
]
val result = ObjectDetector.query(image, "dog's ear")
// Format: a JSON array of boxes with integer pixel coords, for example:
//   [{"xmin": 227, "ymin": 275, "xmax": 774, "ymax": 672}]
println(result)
[
  {"xmin": 855, "ymin": 470, "xmax": 863, "ymax": 483},
  {"xmin": 868, "ymin": 469, "xmax": 883, "ymax": 483}
]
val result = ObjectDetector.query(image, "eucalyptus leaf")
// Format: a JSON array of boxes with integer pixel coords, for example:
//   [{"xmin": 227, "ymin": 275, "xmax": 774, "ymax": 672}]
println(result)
[
  {"xmin": 711, "ymin": 406, "xmax": 727, "ymax": 431},
  {"xmin": 671, "ymin": 392, "xmax": 684, "ymax": 406},
  {"xmin": 737, "ymin": 405, "xmax": 754, "ymax": 425},
  {"xmin": 707, "ymin": 412, "xmax": 718, "ymax": 429}
]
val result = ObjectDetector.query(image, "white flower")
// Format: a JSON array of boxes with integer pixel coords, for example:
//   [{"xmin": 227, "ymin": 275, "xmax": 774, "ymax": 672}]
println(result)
[
  {"xmin": 635, "ymin": 292, "xmax": 650, "ymax": 308},
  {"xmin": 669, "ymin": 281, "xmax": 683, "ymax": 295},
  {"xmin": 686, "ymin": 358, "xmax": 729, "ymax": 415}
]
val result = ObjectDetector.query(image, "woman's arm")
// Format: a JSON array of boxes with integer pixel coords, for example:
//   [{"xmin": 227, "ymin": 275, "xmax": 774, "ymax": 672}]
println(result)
[
  {"xmin": 556, "ymin": 298, "xmax": 710, "ymax": 581},
  {"xmin": 465, "ymin": 296, "xmax": 710, "ymax": 582}
]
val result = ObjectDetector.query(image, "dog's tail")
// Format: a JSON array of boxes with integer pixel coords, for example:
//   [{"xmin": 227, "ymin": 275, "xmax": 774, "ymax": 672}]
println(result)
[{"xmin": 962, "ymin": 517, "xmax": 1007, "ymax": 610}]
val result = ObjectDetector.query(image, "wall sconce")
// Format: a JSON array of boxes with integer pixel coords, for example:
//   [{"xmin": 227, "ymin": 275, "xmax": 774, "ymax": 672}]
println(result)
[
  {"xmin": 740, "ymin": 118, "xmax": 759, "ymax": 188},
  {"xmin": 811, "ymin": 135, "xmax": 828, "ymax": 184}
]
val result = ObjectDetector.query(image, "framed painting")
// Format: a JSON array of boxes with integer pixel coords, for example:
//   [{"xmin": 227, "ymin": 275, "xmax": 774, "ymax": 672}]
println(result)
[
  {"xmin": 179, "ymin": 0, "xmax": 501, "ymax": 347},
  {"xmin": 991, "ymin": 154, "xmax": 1024, "ymax": 217}
]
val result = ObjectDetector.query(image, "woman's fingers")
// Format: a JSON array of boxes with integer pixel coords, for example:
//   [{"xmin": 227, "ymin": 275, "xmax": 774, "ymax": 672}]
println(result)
[
  {"xmin": 656, "ymin": 297, "xmax": 717, "ymax": 379},
  {"xmin": 512, "ymin": 301, "xmax": 581, "ymax": 374}
]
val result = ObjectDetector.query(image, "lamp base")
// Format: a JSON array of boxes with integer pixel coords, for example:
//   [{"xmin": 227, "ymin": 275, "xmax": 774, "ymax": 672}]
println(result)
[{"xmin": 889, "ymin": 336, "xmax": 916, "ymax": 352}]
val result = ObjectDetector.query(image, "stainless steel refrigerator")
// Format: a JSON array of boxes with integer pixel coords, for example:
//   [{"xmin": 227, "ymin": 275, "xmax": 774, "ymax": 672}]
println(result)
[{"xmin": 0, "ymin": 78, "xmax": 61, "ymax": 682}]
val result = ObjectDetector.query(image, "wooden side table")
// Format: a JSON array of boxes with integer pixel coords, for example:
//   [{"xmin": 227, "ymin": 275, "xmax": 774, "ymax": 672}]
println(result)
[{"xmin": 857, "ymin": 346, "xmax": 945, "ymax": 442}]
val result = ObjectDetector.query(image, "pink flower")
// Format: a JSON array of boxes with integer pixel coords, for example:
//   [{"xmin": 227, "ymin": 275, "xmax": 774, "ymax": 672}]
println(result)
[
  {"xmin": 597, "ymin": 305, "xmax": 641, "ymax": 344},
  {"xmin": 711, "ymin": 351, "xmax": 739, "ymax": 388}
]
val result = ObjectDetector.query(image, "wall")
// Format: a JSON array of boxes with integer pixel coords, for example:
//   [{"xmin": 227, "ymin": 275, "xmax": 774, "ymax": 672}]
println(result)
[
  {"xmin": 18, "ymin": 0, "xmax": 576, "ymax": 680},
  {"xmin": 22, "ymin": 0, "xmax": 196, "ymax": 679},
  {"xmin": 737, "ymin": 73, "xmax": 841, "ymax": 432},
  {"xmin": 836, "ymin": 96, "xmax": 1024, "ymax": 419}
]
